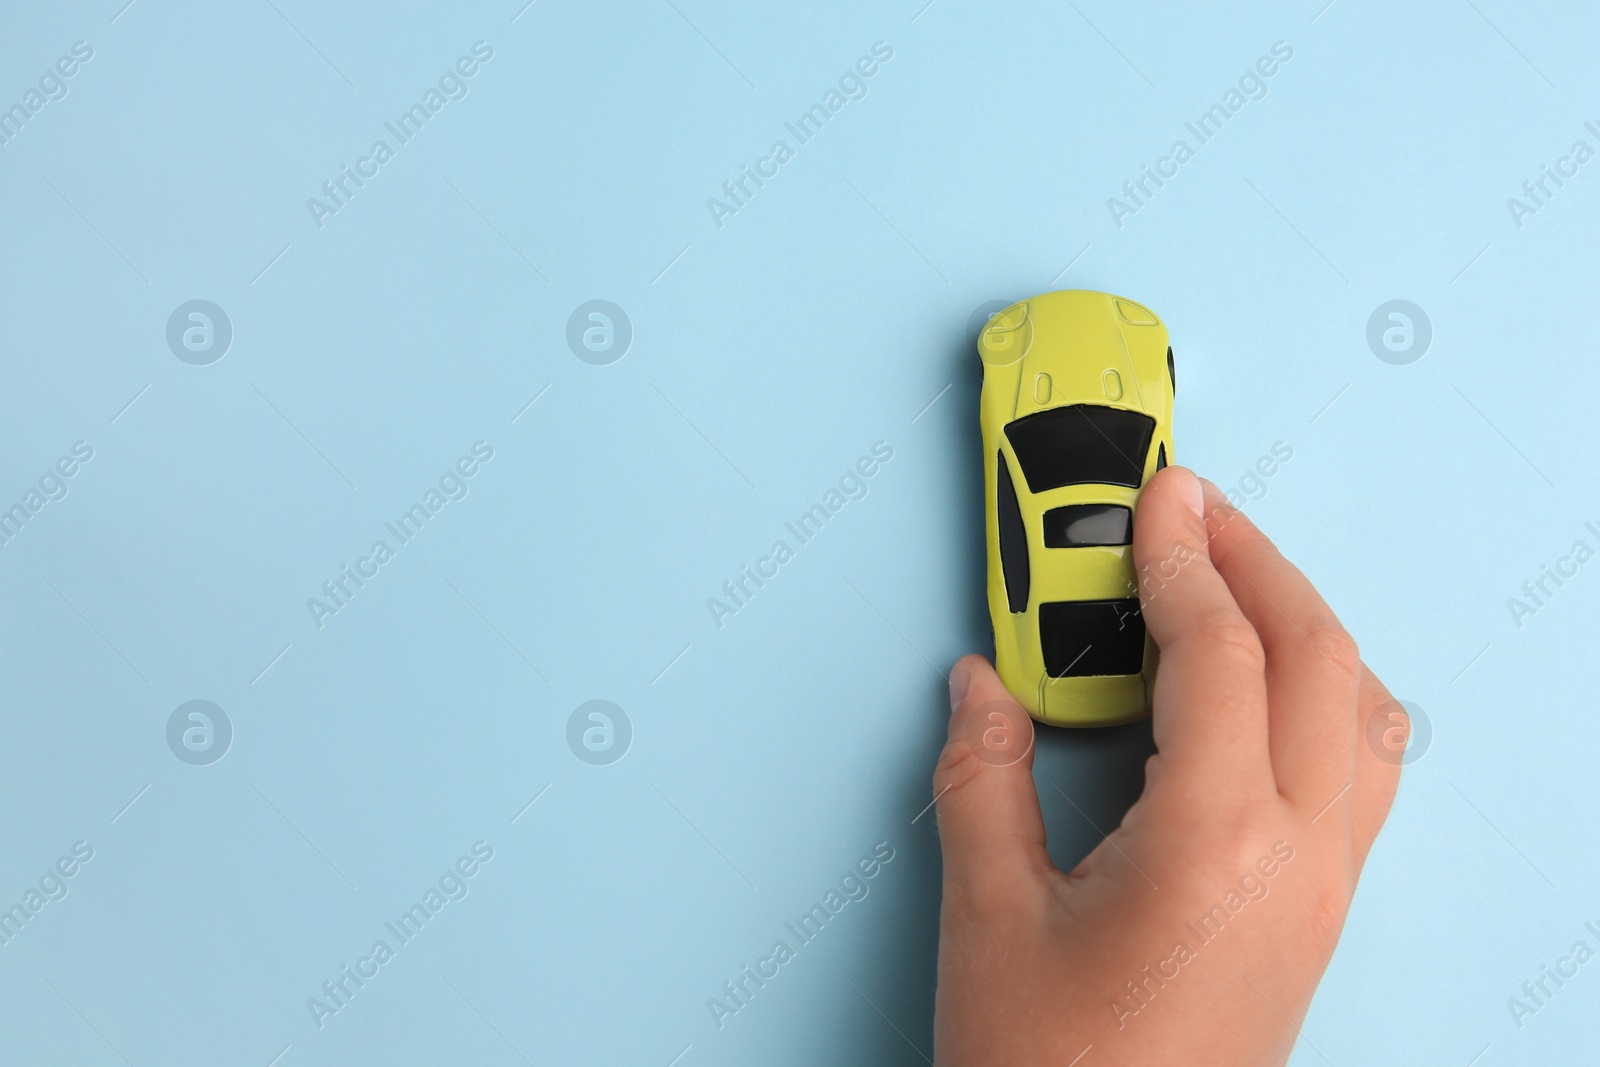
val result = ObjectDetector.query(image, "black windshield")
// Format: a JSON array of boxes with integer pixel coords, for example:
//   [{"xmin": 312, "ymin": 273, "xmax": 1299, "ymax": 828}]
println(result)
[{"xmin": 1004, "ymin": 405, "xmax": 1154, "ymax": 492}]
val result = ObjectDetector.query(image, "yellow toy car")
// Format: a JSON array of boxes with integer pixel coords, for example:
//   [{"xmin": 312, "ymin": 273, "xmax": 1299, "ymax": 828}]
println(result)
[{"xmin": 978, "ymin": 290, "xmax": 1175, "ymax": 727}]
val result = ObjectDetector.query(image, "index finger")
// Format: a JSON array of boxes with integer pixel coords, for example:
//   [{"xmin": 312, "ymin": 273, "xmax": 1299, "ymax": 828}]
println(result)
[{"xmin": 1132, "ymin": 467, "xmax": 1273, "ymax": 800}]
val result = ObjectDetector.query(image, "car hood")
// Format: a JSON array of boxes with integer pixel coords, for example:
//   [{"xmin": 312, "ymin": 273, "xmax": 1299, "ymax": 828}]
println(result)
[{"xmin": 981, "ymin": 290, "xmax": 1162, "ymax": 423}]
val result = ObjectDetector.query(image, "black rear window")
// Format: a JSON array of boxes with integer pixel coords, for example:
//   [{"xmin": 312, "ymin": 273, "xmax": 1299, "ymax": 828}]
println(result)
[
  {"xmin": 1004, "ymin": 405, "xmax": 1154, "ymax": 492},
  {"xmin": 1039, "ymin": 599, "xmax": 1146, "ymax": 677}
]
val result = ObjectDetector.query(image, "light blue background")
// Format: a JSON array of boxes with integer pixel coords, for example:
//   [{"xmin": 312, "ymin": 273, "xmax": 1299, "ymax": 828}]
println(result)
[{"xmin": 1, "ymin": 0, "xmax": 1595, "ymax": 1064}]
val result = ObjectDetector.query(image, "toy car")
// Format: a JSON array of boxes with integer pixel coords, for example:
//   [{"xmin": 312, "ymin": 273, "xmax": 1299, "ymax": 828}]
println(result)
[{"xmin": 978, "ymin": 290, "xmax": 1175, "ymax": 727}]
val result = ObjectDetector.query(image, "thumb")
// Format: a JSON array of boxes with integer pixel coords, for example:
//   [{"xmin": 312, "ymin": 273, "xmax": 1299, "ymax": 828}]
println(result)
[{"xmin": 933, "ymin": 654, "xmax": 1052, "ymax": 904}]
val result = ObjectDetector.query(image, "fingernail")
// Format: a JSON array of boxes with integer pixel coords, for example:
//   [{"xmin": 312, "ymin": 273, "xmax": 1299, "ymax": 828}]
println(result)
[
  {"xmin": 1176, "ymin": 468, "xmax": 1203, "ymax": 519},
  {"xmin": 948, "ymin": 666, "xmax": 971, "ymax": 712}
]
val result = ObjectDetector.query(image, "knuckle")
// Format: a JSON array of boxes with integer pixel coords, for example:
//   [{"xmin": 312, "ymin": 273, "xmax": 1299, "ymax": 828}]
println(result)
[
  {"xmin": 933, "ymin": 741, "xmax": 986, "ymax": 799},
  {"xmin": 1303, "ymin": 617, "xmax": 1360, "ymax": 678},
  {"xmin": 1210, "ymin": 519, "xmax": 1273, "ymax": 566},
  {"xmin": 944, "ymin": 868, "xmax": 1041, "ymax": 926},
  {"xmin": 1300, "ymin": 877, "xmax": 1352, "ymax": 950},
  {"xmin": 1142, "ymin": 753, "xmax": 1166, "ymax": 788},
  {"xmin": 1202, "ymin": 614, "xmax": 1267, "ymax": 671}
]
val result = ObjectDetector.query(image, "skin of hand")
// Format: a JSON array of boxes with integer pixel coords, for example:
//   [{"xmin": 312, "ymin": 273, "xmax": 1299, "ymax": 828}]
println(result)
[{"xmin": 932, "ymin": 467, "xmax": 1403, "ymax": 1067}]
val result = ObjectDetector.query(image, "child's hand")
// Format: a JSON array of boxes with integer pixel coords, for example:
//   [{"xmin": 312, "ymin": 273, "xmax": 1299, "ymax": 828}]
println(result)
[{"xmin": 933, "ymin": 467, "xmax": 1402, "ymax": 1066}]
